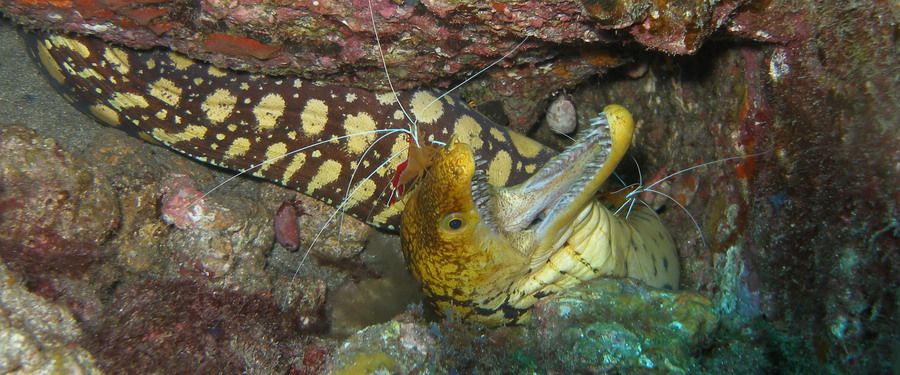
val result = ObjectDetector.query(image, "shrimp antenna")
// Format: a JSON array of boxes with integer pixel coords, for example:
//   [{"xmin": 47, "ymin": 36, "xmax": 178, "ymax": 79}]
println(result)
[
  {"xmin": 615, "ymin": 149, "xmax": 772, "ymax": 248},
  {"xmin": 335, "ymin": 129, "xmax": 409, "ymax": 238},
  {"xmin": 642, "ymin": 150, "xmax": 772, "ymax": 192},
  {"xmin": 286, "ymin": 147, "xmax": 408, "ymax": 304},
  {"xmin": 367, "ymin": 0, "xmax": 420, "ymax": 147},
  {"xmin": 189, "ymin": 128, "xmax": 411, "ymax": 208},
  {"xmin": 424, "ymin": 35, "xmax": 530, "ymax": 112}
]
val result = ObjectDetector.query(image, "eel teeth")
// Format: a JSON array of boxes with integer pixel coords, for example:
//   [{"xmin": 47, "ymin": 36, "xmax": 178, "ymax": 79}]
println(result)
[
  {"xmin": 470, "ymin": 154, "xmax": 497, "ymax": 231},
  {"xmin": 531, "ymin": 112, "xmax": 614, "ymax": 235},
  {"xmin": 522, "ymin": 115, "xmax": 610, "ymax": 192}
]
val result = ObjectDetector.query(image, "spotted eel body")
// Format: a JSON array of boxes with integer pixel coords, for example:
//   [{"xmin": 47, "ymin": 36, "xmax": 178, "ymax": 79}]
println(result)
[
  {"xmin": 26, "ymin": 33, "xmax": 555, "ymax": 231},
  {"xmin": 401, "ymin": 106, "xmax": 680, "ymax": 325},
  {"xmin": 28, "ymin": 33, "xmax": 679, "ymax": 326}
]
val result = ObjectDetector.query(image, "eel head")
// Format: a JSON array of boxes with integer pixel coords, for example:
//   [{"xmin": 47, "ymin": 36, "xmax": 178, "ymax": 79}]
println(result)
[{"xmin": 400, "ymin": 105, "xmax": 636, "ymax": 322}]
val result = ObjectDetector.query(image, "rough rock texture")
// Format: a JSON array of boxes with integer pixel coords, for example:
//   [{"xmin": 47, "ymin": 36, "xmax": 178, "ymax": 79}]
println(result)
[
  {"xmin": 81, "ymin": 278, "xmax": 321, "ymax": 374},
  {"xmin": 456, "ymin": 47, "xmax": 622, "ymax": 132},
  {"xmin": 329, "ymin": 318, "xmax": 437, "ymax": 374},
  {"xmin": 530, "ymin": 279, "xmax": 719, "ymax": 373},
  {"xmin": 569, "ymin": 0, "xmax": 898, "ymax": 372},
  {"xmin": 0, "ymin": 21, "xmax": 382, "ymax": 373},
  {"xmin": 327, "ymin": 278, "xmax": 719, "ymax": 373},
  {"xmin": 0, "ymin": 126, "xmax": 118, "ymax": 279},
  {"xmin": 0, "ymin": 0, "xmax": 742, "ymax": 77},
  {"xmin": 0, "ymin": 0, "xmax": 748, "ymax": 130},
  {"xmin": 0, "ymin": 119, "xmax": 363, "ymax": 373},
  {"xmin": 0, "ymin": 0, "xmax": 897, "ymax": 372},
  {"xmin": 0, "ymin": 263, "xmax": 102, "ymax": 373}
]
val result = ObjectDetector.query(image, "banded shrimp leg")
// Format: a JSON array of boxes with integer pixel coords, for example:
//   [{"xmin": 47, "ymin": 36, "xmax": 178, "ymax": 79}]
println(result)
[{"xmin": 609, "ymin": 148, "xmax": 774, "ymax": 249}]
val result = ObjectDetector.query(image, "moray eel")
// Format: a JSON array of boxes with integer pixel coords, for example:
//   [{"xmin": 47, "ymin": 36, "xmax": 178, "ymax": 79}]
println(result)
[
  {"xmin": 401, "ymin": 105, "xmax": 679, "ymax": 325},
  {"xmin": 27, "ymin": 33, "xmax": 679, "ymax": 325},
  {"xmin": 24, "ymin": 33, "xmax": 554, "ymax": 231}
]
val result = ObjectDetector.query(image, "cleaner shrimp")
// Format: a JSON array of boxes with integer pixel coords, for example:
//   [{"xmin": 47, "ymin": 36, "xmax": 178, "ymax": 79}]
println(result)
[
  {"xmin": 607, "ymin": 149, "xmax": 774, "ymax": 250},
  {"xmin": 149, "ymin": 1, "xmax": 537, "ymax": 301},
  {"xmin": 280, "ymin": 0, "xmax": 534, "ymax": 296}
]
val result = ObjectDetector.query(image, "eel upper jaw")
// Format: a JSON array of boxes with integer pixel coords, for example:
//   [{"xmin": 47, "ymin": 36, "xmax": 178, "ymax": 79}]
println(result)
[{"xmin": 470, "ymin": 111, "xmax": 617, "ymax": 256}]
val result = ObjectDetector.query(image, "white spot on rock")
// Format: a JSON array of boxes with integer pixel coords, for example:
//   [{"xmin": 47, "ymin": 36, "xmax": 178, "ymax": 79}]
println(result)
[{"xmin": 769, "ymin": 48, "xmax": 790, "ymax": 83}]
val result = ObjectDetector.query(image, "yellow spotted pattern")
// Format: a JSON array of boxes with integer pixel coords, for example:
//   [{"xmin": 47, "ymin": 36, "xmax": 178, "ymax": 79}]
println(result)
[
  {"xmin": 409, "ymin": 90, "xmax": 443, "ymax": 124},
  {"xmin": 301, "ymin": 99, "xmax": 328, "ymax": 136},
  {"xmin": 401, "ymin": 106, "xmax": 680, "ymax": 326},
  {"xmin": 89, "ymin": 104, "xmax": 120, "ymax": 126},
  {"xmin": 342, "ymin": 179, "xmax": 378, "ymax": 210},
  {"xmin": 487, "ymin": 150, "xmax": 512, "ymax": 186},
  {"xmin": 108, "ymin": 92, "xmax": 149, "ymax": 110},
  {"xmin": 509, "ymin": 131, "xmax": 543, "ymax": 158},
  {"xmin": 489, "ymin": 127, "xmax": 507, "ymax": 143},
  {"xmin": 306, "ymin": 160, "xmax": 342, "ymax": 195},
  {"xmin": 28, "ymin": 32, "xmax": 556, "ymax": 232},
  {"xmin": 207, "ymin": 65, "xmax": 227, "ymax": 77},
  {"xmin": 225, "ymin": 137, "xmax": 251, "ymax": 159},
  {"xmin": 75, "ymin": 67, "xmax": 103, "ymax": 80},
  {"xmin": 167, "ymin": 52, "xmax": 195, "ymax": 70},
  {"xmin": 343, "ymin": 112, "xmax": 377, "ymax": 154},
  {"xmin": 149, "ymin": 78, "xmax": 182, "ymax": 107},
  {"xmin": 152, "ymin": 125, "xmax": 208, "ymax": 144},
  {"xmin": 104, "ymin": 47, "xmax": 130, "ymax": 74},
  {"xmin": 281, "ymin": 153, "xmax": 308, "ymax": 183},
  {"xmin": 260, "ymin": 142, "xmax": 288, "ymax": 173},
  {"xmin": 30, "ymin": 32, "xmax": 681, "ymax": 329},
  {"xmin": 50, "ymin": 34, "xmax": 90, "ymax": 58},
  {"xmin": 254, "ymin": 93, "xmax": 285, "ymax": 131},
  {"xmin": 202, "ymin": 89, "xmax": 237, "ymax": 123},
  {"xmin": 452, "ymin": 115, "xmax": 484, "ymax": 149},
  {"xmin": 35, "ymin": 42, "xmax": 65, "ymax": 83}
]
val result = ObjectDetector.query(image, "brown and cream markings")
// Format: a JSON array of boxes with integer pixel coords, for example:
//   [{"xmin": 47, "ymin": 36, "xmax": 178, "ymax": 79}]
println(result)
[
  {"xmin": 26, "ymin": 33, "xmax": 555, "ymax": 231},
  {"xmin": 401, "ymin": 106, "xmax": 680, "ymax": 325},
  {"xmin": 28, "ymin": 33, "xmax": 679, "ymax": 325}
]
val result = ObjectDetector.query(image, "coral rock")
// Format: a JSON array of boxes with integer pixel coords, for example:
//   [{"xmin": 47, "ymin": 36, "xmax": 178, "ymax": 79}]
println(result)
[
  {"xmin": 0, "ymin": 125, "xmax": 118, "ymax": 278},
  {"xmin": 0, "ymin": 263, "xmax": 102, "ymax": 373}
]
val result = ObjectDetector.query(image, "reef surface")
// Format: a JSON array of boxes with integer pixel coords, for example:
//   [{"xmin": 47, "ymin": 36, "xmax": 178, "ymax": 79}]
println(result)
[{"xmin": 0, "ymin": 0, "xmax": 897, "ymax": 372}]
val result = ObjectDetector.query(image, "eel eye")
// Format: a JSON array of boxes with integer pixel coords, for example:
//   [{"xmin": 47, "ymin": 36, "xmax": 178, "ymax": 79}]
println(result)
[{"xmin": 442, "ymin": 213, "xmax": 466, "ymax": 232}]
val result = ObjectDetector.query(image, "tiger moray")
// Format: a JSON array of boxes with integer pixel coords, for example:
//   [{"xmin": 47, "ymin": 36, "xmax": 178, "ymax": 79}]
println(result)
[{"xmin": 27, "ymin": 33, "xmax": 678, "ymax": 325}]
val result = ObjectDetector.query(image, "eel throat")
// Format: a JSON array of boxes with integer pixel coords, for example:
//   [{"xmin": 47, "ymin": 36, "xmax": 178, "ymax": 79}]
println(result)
[{"xmin": 400, "ymin": 105, "xmax": 680, "ymax": 325}]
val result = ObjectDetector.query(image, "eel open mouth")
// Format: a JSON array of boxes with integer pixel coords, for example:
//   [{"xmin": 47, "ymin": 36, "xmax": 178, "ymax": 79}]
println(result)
[{"xmin": 472, "ymin": 106, "xmax": 631, "ymax": 234}]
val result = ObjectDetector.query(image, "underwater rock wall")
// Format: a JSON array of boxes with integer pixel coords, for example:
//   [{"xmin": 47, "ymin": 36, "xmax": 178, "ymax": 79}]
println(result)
[
  {"xmin": 0, "ymin": 24, "xmax": 375, "ymax": 372},
  {"xmin": 0, "ymin": 0, "xmax": 747, "ymax": 131},
  {"xmin": 576, "ymin": 0, "xmax": 898, "ymax": 372},
  {"xmin": 0, "ymin": 0, "xmax": 897, "ymax": 373},
  {"xmin": 0, "ymin": 0, "xmax": 743, "ymax": 78}
]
